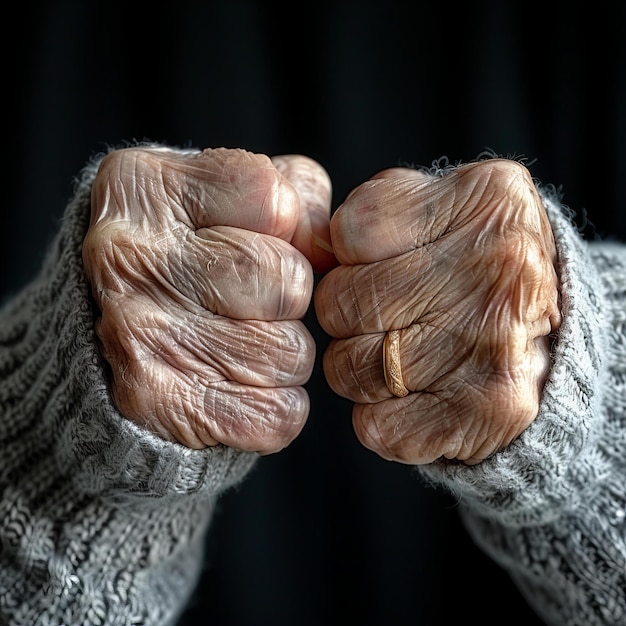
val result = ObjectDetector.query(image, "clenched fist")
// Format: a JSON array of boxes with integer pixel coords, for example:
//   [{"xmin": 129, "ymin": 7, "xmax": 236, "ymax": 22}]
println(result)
[
  {"xmin": 314, "ymin": 159, "xmax": 562, "ymax": 465},
  {"xmin": 83, "ymin": 146, "xmax": 335, "ymax": 453}
]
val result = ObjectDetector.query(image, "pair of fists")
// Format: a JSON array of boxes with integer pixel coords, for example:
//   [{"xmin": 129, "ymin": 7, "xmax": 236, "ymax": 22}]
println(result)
[{"xmin": 83, "ymin": 147, "xmax": 560, "ymax": 465}]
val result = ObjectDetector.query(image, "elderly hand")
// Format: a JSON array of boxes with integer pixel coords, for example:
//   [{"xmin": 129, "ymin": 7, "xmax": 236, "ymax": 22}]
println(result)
[
  {"xmin": 314, "ymin": 159, "xmax": 562, "ymax": 465},
  {"xmin": 83, "ymin": 146, "xmax": 335, "ymax": 453}
]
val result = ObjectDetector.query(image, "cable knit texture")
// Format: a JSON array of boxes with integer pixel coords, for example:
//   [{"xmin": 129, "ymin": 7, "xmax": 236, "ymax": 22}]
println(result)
[
  {"xmin": 419, "ymin": 194, "xmax": 626, "ymax": 626},
  {"xmin": 1, "ymin": 154, "xmax": 625, "ymax": 626},
  {"xmin": 0, "ymin": 156, "xmax": 258, "ymax": 626}
]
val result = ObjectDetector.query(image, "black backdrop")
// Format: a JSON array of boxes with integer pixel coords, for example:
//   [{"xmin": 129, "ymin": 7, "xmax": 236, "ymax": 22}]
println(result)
[{"xmin": 3, "ymin": 2, "xmax": 625, "ymax": 625}]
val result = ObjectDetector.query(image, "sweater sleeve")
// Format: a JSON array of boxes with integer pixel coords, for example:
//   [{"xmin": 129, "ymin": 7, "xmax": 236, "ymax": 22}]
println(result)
[
  {"xmin": 0, "ymin": 154, "xmax": 258, "ymax": 626},
  {"xmin": 417, "ymin": 193, "xmax": 626, "ymax": 626}
]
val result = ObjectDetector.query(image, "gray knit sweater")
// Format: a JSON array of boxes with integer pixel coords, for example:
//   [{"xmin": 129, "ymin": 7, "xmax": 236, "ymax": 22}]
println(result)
[{"xmin": 0, "ymin": 155, "xmax": 624, "ymax": 626}]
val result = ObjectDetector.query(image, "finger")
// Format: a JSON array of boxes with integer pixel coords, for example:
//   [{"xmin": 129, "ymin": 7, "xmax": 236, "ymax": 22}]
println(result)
[
  {"xmin": 179, "ymin": 225, "xmax": 314, "ymax": 320},
  {"xmin": 200, "ymin": 382, "xmax": 310, "ymax": 454},
  {"xmin": 321, "ymin": 334, "xmax": 388, "ymax": 404},
  {"xmin": 350, "ymin": 391, "xmax": 473, "ymax": 465},
  {"xmin": 329, "ymin": 173, "xmax": 447, "ymax": 265},
  {"xmin": 313, "ymin": 245, "xmax": 435, "ymax": 338},
  {"xmin": 351, "ymin": 392, "xmax": 450, "ymax": 465},
  {"xmin": 202, "ymin": 316, "xmax": 316, "ymax": 388},
  {"xmin": 96, "ymin": 299, "xmax": 316, "ymax": 391},
  {"xmin": 144, "ymin": 146, "xmax": 302, "ymax": 241},
  {"xmin": 272, "ymin": 154, "xmax": 338, "ymax": 273},
  {"xmin": 182, "ymin": 315, "xmax": 317, "ymax": 388},
  {"xmin": 351, "ymin": 360, "xmax": 541, "ymax": 465},
  {"xmin": 112, "ymin": 367, "xmax": 311, "ymax": 454},
  {"xmin": 321, "ymin": 322, "xmax": 480, "ymax": 404},
  {"xmin": 330, "ymin": 159, "xmax": 539, "ymax": 265}
]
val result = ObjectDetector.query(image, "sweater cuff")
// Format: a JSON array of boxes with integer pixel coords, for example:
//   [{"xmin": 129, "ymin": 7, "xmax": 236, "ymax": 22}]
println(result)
[
  {"xmin": 0, "ymin": 153, "xmax": 257, "ymax": 504},
  {"xmin": 417, "ymin": 192, "xmax": 607, "ymax": 526}
]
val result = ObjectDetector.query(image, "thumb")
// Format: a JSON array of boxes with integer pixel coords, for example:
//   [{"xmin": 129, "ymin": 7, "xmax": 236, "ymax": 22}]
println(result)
[{"xmin": 272, "ymin": 155, "xmax": 338, "ymax": 273}]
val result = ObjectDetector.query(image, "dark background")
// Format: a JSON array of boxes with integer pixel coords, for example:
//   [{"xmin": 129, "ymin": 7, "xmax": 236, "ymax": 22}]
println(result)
[{"xmin": 3, "ymin": 2, "xmax": 625, "ymax": 625}]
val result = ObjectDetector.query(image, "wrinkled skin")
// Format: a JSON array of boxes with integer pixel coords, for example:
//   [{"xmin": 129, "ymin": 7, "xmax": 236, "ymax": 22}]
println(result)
[
  {"xmin": 85, "ymin": 149, "xmax": 561, "ymax": 465},
  {"xmin": 83, "ymin": 147, "xmax": 336, "ymax": 453},
  {"xmin": 314, "ymin": 159, "xmax": 562, "ymax": 465}
]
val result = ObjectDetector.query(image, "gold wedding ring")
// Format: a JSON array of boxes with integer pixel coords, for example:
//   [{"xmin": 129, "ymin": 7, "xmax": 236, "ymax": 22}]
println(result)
[{"xmin": 383, "ymin": 329, "xmax": 409, "ymax": 397}]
